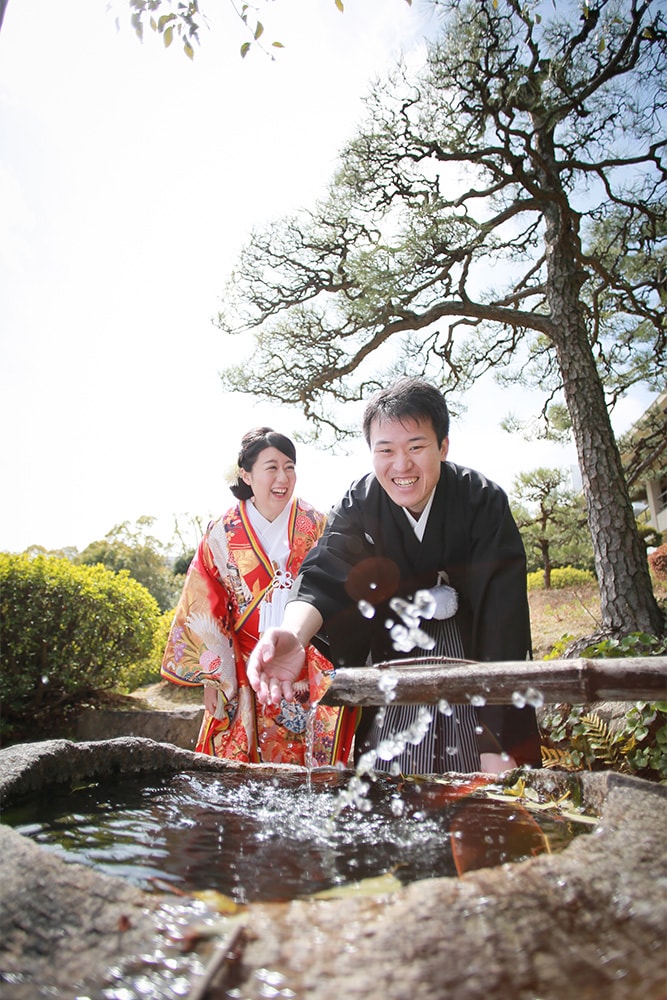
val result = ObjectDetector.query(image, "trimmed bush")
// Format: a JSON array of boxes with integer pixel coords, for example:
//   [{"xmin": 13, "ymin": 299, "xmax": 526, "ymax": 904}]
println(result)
[
  {"xmin": 648, "ymin": 543, "xmax": 667, "ymax": 581},
  {"xmin": 114, "ymin": 607, "xmax": 175, "ymax": 693},
  {"xmin": 0, "ymin": 553, "xmax": 160, "ymax": 721},
  {"xmin": 527, "ymin": 566, "xmax": 596, "ymax": 590}
]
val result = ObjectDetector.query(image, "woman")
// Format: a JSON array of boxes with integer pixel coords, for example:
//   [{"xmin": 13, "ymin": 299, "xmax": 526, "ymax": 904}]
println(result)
[{"xmin": 161, "ymin": 427, "xmax": 355, "ymax": 766}]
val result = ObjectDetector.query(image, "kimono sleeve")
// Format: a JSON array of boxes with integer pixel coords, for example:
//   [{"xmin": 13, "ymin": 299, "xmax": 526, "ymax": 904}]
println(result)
[{"xmin": 160, "ymin": 531, "xmax": 237, "ymax": 697}]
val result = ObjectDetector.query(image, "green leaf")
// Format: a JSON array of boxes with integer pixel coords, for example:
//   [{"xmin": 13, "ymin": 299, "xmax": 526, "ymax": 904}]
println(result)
[
  {"xmin": 254, "ymin": 20, "xmax": 264, "ymax": 40},
  {"xmin": 164, "ymin": 25, "xmax": 174, "ymax": 48},
  {"xmin": 184, "ymin": 41, "xmax": 195, "ymax": 60},
  {"xmin": 240, "ymin": 41, "xmax": 251, "ymax": 58},
  {"xmin": 335, "ymin": 0, "xmax": 344, "ymax": 11},
  {"xmin": 271, "ymin": 41, "xmax": 285, "ymax": 48},
  {"xmin": 158, "ymin": 13, "xmax": 176, "ymax": 29}
]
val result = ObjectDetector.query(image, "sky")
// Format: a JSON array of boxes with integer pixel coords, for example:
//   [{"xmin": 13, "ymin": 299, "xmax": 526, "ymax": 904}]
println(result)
[{"xmin": 0, "ymin": 0, "xmax": 656, "ymax": 556}]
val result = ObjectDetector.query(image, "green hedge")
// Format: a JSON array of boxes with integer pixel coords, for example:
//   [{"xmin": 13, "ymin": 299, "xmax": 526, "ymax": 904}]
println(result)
[
  {"xmin": 527, "ymin": 566, "xmax": 596, "ymax": 590},
  {"xmin": 114, "ymin": 607, "xmax": 174, "ymax": 693},
  {"xmin": 0, "ymin": 553, "xmax": 160, "ymax": 720}
]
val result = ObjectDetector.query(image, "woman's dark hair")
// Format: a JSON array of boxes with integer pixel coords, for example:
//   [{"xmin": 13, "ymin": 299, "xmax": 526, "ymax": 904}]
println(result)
[
  {"xmin": 230, "ymin": 427, "xmax": 297, "ymax": 500},
  {"xmin": 362, "ymin": 377, "xmax": 450, "ymax": 446}
]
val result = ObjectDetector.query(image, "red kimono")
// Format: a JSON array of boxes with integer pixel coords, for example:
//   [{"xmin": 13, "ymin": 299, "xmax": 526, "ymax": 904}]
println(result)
[{"xmin": 161, "ymin": 497, "xmax": 355, "ymax": 766}]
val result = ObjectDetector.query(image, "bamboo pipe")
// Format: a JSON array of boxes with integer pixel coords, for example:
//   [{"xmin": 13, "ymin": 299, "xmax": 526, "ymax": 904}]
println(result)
[{"xmin": 319, "ymin": 656, "xmax": 667, "ymax": 707}]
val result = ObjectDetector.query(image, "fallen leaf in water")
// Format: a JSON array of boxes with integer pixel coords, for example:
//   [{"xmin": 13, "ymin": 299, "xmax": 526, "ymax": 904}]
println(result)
[
  {"xmin": 191, "ymin": 890, "xmax": 240, "ymax": 914},
  {"xmin": 554, "ymin": 808, "xmax": 598, "ymax": 825},
  {"xmin": 307, "ymin": 871, "xmax": 403, "ymax": 900}
]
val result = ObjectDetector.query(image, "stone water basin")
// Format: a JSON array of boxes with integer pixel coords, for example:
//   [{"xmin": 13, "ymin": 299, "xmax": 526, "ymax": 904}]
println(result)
[{"xmin": 0, "ymin": 737, "xmax": 665, "ymax": 1000}]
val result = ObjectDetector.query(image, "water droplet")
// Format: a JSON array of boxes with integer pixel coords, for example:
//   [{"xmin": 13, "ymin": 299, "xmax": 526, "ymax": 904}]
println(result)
[
  {"xmin": 389, "ymin": 623, "xmax": 414, "ymax": 652},
  {"xmin": 438, "ymin": 699, "xmax": 453, "ymax": 716},
  {"xmin": 511, "ymin": 690, "xmax": 527, "ymax": 708},
  {"xmin": 390, "ymin": 797, "xmax": 405, "ymax": 816},
  {"xmin": 413, "ymin": 589, "xmax": 436, "ymax": 619},
  {"xmin": 256, "ymin": 968, "xmax": 286, "ymax": 988},
  {"xmin": 469, "ymin": 694, "xmax": 486, "ymax": 706},
  {"xmin": 357, "ymin": 599, "xmax": 376, "ymax": 619},
  {"xmin": 525, "ymin": 686, "xmax": 544, "ymax": 708},
  {"xmin": 41, "ymin": 674, "xmax": 49, "ymax": 685},
  {"xmin": 389, "ymin": 596, "xmax": 412, "ymax": 618},
  {"xmin": 378, "ymin": 671, "xmax": 399, "ymax": 702},
  {"xmin": 446, "ymin": 746, "xmax": 458, "ymax": 756}
]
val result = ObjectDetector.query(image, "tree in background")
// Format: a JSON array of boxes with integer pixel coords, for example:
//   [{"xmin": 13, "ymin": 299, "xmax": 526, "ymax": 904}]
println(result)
[
  {"xmin": 98, "ymin": 0, "xmax": 414, "ymax": 61},
  {"xmin": 77, "ymin": 516, "xmax": 183, "ymax": 612},
  {"xmin": 511, "ymin": 467, "xmax": 594, "ymax": 587},
  {"xmin": 216, "ymin": 0, "xmax": 666, "ymax": 636}
]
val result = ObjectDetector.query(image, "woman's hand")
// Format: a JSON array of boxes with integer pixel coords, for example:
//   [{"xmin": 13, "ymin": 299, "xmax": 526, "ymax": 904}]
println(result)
[
  {"xmin": 203, "ymin": 685, "xmax": 224, "ymax": 719},
  {"xmin": 246, "ymin": 628, "xmax": 306, "ymax": 706}
]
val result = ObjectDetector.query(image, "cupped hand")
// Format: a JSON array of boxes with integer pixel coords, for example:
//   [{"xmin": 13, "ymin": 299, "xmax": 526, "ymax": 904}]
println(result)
[{"xmin": 246, "ymin": 628, "xmax": 306, "ymax": 706}]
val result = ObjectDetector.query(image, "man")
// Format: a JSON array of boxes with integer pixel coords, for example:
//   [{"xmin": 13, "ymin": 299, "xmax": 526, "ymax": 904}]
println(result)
[{"xmin": 247, "ymin": 378, "xmax": 541, "ymax": 774}]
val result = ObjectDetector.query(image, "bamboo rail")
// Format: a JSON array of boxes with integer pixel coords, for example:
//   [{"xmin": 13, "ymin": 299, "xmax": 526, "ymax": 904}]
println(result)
[{"xmin": 319, "ymin": 656, "xmax": 667, "ymax": 707}]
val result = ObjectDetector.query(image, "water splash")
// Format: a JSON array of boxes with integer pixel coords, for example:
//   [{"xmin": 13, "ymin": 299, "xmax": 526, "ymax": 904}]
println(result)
[
  {"xmin": 386, "ymin": 595, "xmax": 437, "ymax": 652},
  {"xmin": 512, "ymin": 687, "xmax": 544, "ymax": 709},
  {"xmin": 377, "ymin": 671, "xmax": 399, "ymax": 702}
]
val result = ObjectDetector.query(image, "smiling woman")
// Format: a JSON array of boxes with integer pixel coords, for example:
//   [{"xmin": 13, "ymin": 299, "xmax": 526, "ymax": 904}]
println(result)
[{"xmin": 160, "ymin": 427, "xmax": 356, "ymax": 767}]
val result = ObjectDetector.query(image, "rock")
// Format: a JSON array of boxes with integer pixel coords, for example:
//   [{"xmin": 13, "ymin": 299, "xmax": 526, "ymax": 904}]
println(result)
[
  {"xmin": 1, "ymin": 739, "xmax": 665, "ymax": 1000},
  {"xmin": 75, "ymin": 704, "xmax": 204, "ymax": 750}
]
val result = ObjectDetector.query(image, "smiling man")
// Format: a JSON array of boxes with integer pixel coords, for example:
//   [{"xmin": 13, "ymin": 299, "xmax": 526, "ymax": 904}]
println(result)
[{"xmin": 247, "ymin": 378, "xmax": 541, "ymax": 775}]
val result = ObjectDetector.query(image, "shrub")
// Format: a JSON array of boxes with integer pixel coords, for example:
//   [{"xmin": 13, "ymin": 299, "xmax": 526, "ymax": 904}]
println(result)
[
  {"xmin": 0, "ymin": 554, "xmax": 160, "ymax": 722},
  {"xmin": 526, "ymin": 566, "xmax": 596, "ymax": 590},
  {"xmin": 648, "ymin": 543, "xmax": 667, "ymax": 582},
  {"xmin": 114, "ymin": 608, "xmax": 175, "ymax": 693},
  {"xmin": 540, "ymin": 632, "xmax": 667, "ymax": 782}
]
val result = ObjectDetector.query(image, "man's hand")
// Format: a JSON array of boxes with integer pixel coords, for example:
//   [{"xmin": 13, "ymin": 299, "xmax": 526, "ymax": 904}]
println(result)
[
  {"xmin": 479, "ymin": 752, "xmax": 517, "ymax": 774},
  {"xmin": 246, "ymin": 628, "xmax": 306, "ymax": 706}
]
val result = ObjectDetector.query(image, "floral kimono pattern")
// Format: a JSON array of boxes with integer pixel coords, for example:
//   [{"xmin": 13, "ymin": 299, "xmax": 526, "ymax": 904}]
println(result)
[{"xmin": 161, "ymin": 497, "xmax": 355, "ymax": 766}]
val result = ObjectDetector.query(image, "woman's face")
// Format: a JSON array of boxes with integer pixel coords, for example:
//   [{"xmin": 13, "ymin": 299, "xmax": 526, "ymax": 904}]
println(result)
[{"xmin": 241, "ymin": 446, "xmax": 296, "ymax": 521}]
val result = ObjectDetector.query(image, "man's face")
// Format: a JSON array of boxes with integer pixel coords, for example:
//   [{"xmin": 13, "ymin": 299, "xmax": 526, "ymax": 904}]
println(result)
[{"xmin": 369, "ymin": 415, "xmax": 449, "ymax": 515}]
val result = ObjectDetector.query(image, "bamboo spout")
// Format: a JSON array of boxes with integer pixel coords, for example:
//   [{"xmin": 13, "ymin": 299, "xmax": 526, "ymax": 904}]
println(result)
[{"xmin": 319, "ymin": 657, "xmax": 667, "ymax": 707}]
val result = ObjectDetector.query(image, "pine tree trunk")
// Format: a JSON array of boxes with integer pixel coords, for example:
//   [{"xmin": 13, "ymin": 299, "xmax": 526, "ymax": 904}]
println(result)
[{"xmin": 538, "ymin": 130, "xmax": 663, "ymax": 636}]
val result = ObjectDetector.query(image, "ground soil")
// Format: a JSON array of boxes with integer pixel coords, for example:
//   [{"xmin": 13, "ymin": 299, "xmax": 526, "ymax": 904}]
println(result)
[
  {"xmin": 528, "ymin": 583, "xmax": 603, "ymax": 659},
  {"xmin": 528, "ymin": 579, "xmax": 667, "ymax": 659}
]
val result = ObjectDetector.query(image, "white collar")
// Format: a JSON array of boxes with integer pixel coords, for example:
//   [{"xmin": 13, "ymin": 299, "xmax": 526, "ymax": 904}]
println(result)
[{"xmin": 402, "ymin": 489, "xmax": 435, "ymax": 542}]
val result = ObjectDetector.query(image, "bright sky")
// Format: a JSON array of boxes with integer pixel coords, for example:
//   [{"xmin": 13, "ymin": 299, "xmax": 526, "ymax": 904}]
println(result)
[{"xmin": 0, "ymin": 0, "xmax": 654, "ymax": 555}]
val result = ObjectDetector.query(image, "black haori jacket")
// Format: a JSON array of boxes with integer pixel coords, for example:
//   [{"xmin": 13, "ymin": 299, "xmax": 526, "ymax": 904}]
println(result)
[{"xmin": 291, "ymin": 462, "xmax": 541, "ymax": 767}]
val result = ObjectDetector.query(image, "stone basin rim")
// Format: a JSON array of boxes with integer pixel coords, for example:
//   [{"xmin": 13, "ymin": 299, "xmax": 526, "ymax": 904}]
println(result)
[
  {"xmin": 1, "ymin": 737, "xmax": 666, "ymax": 1000},
  {"xmin": 2, "ymin": 734, "xmax": 665, "ymax": 821}
]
